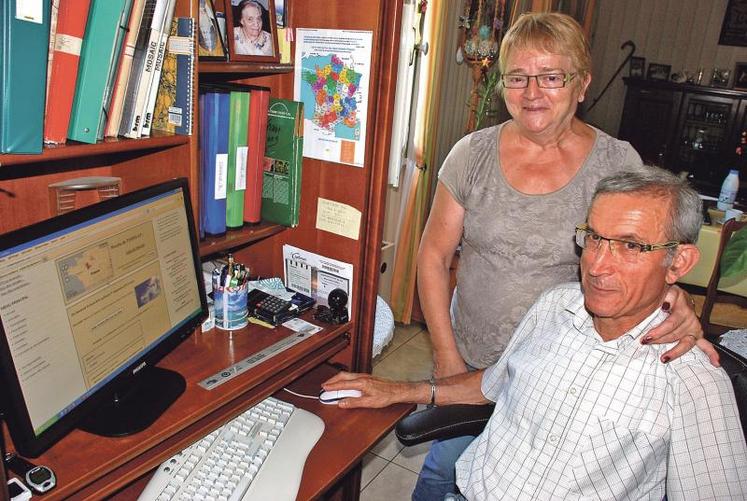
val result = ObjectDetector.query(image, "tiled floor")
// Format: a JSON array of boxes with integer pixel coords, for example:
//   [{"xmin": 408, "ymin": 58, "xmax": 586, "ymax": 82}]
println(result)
[{"xmin": 360, "ymin": 322, "xmax": 432, "ymax": 500}]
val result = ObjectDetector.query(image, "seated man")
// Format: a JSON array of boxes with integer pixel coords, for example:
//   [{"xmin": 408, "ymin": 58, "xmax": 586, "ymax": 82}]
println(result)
[{"xmin": 324, "ymin": 168, "xmax": 747, "ymax": 500}]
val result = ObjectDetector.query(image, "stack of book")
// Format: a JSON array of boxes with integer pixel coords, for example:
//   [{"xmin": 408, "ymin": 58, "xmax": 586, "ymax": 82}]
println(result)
[
  {"xmin": 0, "ymin": 0, "xmax": 195, "ymax": 154},
  {"xmin": 199, "ymin": 90, "xmax": 304, "ymax": 236}
]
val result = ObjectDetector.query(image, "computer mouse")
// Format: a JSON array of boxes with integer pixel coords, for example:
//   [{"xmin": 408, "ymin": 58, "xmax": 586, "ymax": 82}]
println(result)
[{"xmin": 319, "ymin": 389, "xmax": 362, "ymax": 404}]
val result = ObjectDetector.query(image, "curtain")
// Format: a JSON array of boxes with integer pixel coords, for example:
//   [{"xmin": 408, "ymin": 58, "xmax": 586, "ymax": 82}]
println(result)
[
  {"xmin": 387, "ymin": 1, "xmax": 418, "ymax": 188},
  {"xmin": 390, "ymin": 0, "xmax": 449, "ymax": 323}
]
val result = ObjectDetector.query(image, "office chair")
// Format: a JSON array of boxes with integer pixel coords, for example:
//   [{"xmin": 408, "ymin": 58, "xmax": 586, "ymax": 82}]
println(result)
[
  {"xmin": 699, "ymin": 218, "xmax": 747, "ymax": 339},
  {"xmin": 395, "ymin": 344, "xmax": 747, "ymax": 447}
]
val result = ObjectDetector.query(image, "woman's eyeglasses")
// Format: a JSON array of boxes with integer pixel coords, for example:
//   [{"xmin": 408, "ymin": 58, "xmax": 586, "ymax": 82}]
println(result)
[{"xmin": 501, "ymin": 72, "xmax": 577, "ymax": 89}]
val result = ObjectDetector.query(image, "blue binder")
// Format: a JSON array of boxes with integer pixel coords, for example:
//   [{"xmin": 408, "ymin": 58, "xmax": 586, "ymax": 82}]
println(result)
[
  {"xmin": 200, "ymin": 90, "xmax": 229, "ymax": 236},
  {"xmin": 0, "ymin": 1, "xmax": 51, "ymax": 153}
]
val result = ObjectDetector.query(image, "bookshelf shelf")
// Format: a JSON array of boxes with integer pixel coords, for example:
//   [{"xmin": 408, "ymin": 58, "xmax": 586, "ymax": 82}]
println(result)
[
  {"xmin": 198, "ymin": 222, "xmax": 286, "ymax": 258},
  {"xmin": 199, "ymin": 61, "xmax": 294, "ymax": 75},
  {"xmin": 0, "ymin": 133, "xmax": 189, "ymax": 167}
]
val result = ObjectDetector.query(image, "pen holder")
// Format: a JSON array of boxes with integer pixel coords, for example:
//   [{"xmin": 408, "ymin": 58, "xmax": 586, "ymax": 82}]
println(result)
[{"xmin": 213, "ymin": 283, "xmax": 248, "ymax": 330}]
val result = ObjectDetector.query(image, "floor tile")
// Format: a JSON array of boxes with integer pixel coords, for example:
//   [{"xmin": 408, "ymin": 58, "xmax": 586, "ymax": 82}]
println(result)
[
  {"xmin": 372, "ymin": 332, "xmax": 434, "ymax": 381},
  {"xmin": 361, "ymin": 452, "xmax": 389, "ymax": 489},
  {"xmin": 374, "ymin": 322, "xmax": 425, "ymax": 364},
  {"xmin": 370, "ymin": 429, "xmax": 405, "ymax": 460},
  {"xmin": 406, "ymin": 329, "xmax": 435, "ymax": 351},
  {"xmin": 360, "ymin": 462, "xmax": 418, "ymax": 501},
  {"xmin": 392, "ymin": 440, "xmax": 432, "ymax": 473}
]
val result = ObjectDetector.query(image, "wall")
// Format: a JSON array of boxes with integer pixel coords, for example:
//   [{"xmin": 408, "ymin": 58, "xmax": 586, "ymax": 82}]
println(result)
[{"xmin": 584, "ymin": 0, "xmax": 747, "ymax": 135}]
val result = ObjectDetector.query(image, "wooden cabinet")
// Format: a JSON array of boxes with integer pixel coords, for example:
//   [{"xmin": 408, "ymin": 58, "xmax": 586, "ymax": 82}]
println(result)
[
  {"xmin": 619, "ymin": 78, "xmax": 747, "ymax": 201},
  {"xmin": 0, "ymin": 0, "xmax": 404, "ymax": 498}
]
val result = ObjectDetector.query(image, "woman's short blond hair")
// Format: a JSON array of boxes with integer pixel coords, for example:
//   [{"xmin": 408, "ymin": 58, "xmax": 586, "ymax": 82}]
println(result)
[{"xmin": 498, "ymin": 12, "xmax": 591, "ymax": 79}]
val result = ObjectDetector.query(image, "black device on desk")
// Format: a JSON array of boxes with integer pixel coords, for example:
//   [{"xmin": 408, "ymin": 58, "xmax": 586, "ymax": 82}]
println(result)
[
  {"xmin": 314, "ymin": 288, "xmax": 349, "ymax": 325},
  {"xmin": 0, "ymin": 179, "xmax": 208, "ymax": 457},
  {"xmin": 4, "ymin": 453, "xmax": 55, "ymax": 494}
]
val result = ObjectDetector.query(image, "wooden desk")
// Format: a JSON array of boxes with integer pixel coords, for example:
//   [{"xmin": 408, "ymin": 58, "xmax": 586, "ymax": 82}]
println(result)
[
  {"xmin": 678, "ymin": 223, "xmax": 747, "ymax": 297},
  {"xmin": 4, "ymin": 315, "xmax": 414, "ymax": 500}
]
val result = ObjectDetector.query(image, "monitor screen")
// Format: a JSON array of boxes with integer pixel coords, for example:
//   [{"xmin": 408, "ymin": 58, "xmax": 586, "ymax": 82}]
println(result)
[{"xmin": 0, "ymin": 179, "xmax": 207, "ymax": 457}]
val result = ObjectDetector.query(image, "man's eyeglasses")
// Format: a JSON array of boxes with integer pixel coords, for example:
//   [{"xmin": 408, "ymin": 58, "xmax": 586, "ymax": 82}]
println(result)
[
  {"xmin": 575, "ymin": 224, "xmax": 680, "ymax": 261},
  {"xmin": 501, "ymin": 72, "xmax": 577, "ymax": 89}
]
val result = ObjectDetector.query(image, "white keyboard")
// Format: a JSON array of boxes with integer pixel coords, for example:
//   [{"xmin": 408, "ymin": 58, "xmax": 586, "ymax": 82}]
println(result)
[{"xmin": 138, "ymin": 397, "xmax": 324, "ymax": 501}]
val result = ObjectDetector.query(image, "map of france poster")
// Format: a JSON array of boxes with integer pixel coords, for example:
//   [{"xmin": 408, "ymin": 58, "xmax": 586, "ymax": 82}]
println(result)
[{"xmin": 294, "ymin": 28, "xmax": 373, "ymax": 168}]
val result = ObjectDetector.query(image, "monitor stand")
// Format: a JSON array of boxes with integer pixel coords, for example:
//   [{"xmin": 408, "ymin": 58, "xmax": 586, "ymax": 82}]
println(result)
[{"xmin": 78, "ymin": 366, "xmax": 186, "ymax": 437}]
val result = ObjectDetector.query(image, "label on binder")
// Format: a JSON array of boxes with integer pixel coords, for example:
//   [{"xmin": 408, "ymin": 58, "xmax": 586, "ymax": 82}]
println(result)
[
  {"xmin": 16, "ymin": 0, "xmax": 43, "ymax": 24},
  {"xmin": 236, "ymin": 146, "xmax": 248, "ymax": 190},
  {"xmin": 215, "ymin": 153, "xmax": 228, "ymax": 199},
  {"xmin": 54, "ymin": 34, "xmax": 83, "ymax": 56}
]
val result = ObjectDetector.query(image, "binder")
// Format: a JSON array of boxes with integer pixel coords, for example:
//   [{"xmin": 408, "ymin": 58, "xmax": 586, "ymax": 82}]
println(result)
[
  {"xmin": 200, "ymin": 91, "xmax": 229, "ymax": 236},
  {"xmin": 45, "ymin": 0, "xmax": 61, "ymax": 106},
  {"xmin": 68, "ymin": 0, "xmax": 131, "ymax": 144},
  {"xmin": 104, "ymin": 0, "xmax": 147, "ymax": 137},
  {"xmin": 226, "ymin": 90, "xmax": 250, "ymax": 229},
  {"xmin": 140, "ymin": 0, "xmax": 177, "ymax": 136},
  {"xmin": 244, "ymin": 87, "xmax": 270, "ymax": 224},
  {"xmin": 0, "ymin": 0, "xmax": 51, "ymax": 153},
  {"xmin": 261, "ymin": 98, "xmax": 304, "ymax": 227},
  {"xmin": 152, "ymin": 17, "xmax": 195, "ymax": 135},
  {"xmin": 44, "ymin": 0, "xmax": 93, "ymax": 144},
  {"xmin": 97, "ymin": 0, "xmax": 135, "ymax": 141},
  {"xmin": 116, "ymin": 0, "xmax": 156, "ymax": 137}
]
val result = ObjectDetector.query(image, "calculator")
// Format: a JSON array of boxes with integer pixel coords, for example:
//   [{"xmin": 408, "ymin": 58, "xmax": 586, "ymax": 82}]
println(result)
[{"xmin": 248, "ymin": 289, "xmax": 294, "ymax": 325}]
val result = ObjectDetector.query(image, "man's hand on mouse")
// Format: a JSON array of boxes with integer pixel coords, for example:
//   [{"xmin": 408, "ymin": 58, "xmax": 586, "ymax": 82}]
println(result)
[{"xmin": 321, "ymin": 372, "xmax": 424, "ymax": 409}]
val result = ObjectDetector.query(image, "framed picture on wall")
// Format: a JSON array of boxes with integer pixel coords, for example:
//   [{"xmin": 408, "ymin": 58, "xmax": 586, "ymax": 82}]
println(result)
[
  {"xmin": 275, "ymin": 0, "xmax": 286, "ymax": 28},
  {"xmin": 647, "ymin": 63, "xmax": 671, "ymax": 81},
  {"xmin": 719, "ymin": 0, "xmax": 747, "ymax": 47},
  {"xmin": 629, "ymin": 56, "xmax": 645, "ymax": 78},
  {"xmin": 734, "ymin": 62, "xmax": 747, "ymax": 90},
  {"xmin": 226, "ymin": 0, "xmax": 280, "ymax": 63},
  {"xmin": 198, "ymin": 0, "xmax": 228, "ymax": 60}
]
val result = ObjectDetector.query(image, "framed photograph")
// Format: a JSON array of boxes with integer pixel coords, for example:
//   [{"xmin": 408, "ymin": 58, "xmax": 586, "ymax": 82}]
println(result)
[
  {"xmin": 719, "ymin": 0, "xmax": 747, "ymax": 47},
  {"xmin": 734, "ymin": 62, "xmax": 747, "ymax": 90},
  {"xmin": 275, "ymin": 0, "xmax": 286, "ymax": 28},
  {"xmin": 647, "ymin": 63, "xmax": 671, "ymax": 81},
  {"xmin": 711, "ymin": 68, "xmax": 731, "ymax": 88},
  {"xmin": 212, "ymin": 0, "xmax": 229, "ymax": 49},
  {"xmin": 628, "ymin": 56, "xmax": 645, "ymax": 78},
  {"xmin": 226, "ymin": 0, "xmax": 280, "ymax": 63},
  {"xmin": 198, "ymin": 0, "xmax": 227, "ymax": 60}
]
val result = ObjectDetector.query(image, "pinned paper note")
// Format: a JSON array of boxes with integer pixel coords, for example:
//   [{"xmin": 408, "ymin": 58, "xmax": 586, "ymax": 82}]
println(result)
[{"xmin": 316, "ymin": 198, "xmax": 361, "ymax": 240}]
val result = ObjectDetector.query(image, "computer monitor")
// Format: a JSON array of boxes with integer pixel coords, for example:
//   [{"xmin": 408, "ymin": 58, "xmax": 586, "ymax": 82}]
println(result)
[{"xmin": 0, "ymin": 179, "xmax": 208, "ymax": 457}]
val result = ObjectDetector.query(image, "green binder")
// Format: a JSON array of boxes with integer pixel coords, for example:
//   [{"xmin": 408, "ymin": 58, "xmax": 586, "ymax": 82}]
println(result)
[
  {"xmin": 68, "ymin": 0, "xmax": 130, "ymax": 144},
  {"xmin": 0, "ymin": 1, "xmax": 51, "ymax": 153},
  {"xmin": 226, "ymin": 90, "xmax": 250, "ymax": 229},
  {"xmin": 261, "ymin": 98, "xmax": 304, "ymax": 227}
]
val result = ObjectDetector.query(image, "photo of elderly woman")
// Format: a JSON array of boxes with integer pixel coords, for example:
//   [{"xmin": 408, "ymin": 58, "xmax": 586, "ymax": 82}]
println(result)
[{"xmin": 231, "ymin": 0, "xmax": 276, "ymax": 57}]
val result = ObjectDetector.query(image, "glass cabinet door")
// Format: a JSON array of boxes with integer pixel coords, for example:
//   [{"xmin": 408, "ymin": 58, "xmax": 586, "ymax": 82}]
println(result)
[{"xmin": 674, "ymin": 94, "xmax": 739, "ymax": 191}]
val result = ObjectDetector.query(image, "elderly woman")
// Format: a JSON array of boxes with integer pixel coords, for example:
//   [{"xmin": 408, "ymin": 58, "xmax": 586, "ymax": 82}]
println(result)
[
  {"xmin": 413, "ymin": 12, "xmax": 711, "ymax": 500},
  {"xmin": 233, "ymin": 0, "xmax": 273, "ymax": 56}
]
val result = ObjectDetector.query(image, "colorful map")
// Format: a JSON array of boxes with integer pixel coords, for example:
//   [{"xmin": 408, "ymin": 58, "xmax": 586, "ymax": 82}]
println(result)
[
  {"xmin": 58, "ymin": 244, "xmax": 114, "ymax": 302},
  {"xmin": 300, "ymin": 54, "xmax": 362, "ymax": 141}
]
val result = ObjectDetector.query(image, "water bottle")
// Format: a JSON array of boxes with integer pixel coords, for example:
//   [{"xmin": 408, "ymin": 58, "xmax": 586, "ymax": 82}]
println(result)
[{"xmin": 717, "ymin": 169, "xmax": 740, "ymax": 211}]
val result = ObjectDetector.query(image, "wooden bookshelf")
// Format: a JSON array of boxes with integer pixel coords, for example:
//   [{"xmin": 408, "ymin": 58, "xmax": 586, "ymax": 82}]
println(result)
[
  {"xmin": 0, "ymin": 133, "xmax": 188, "ymax": 168},
  {"xmin": 199, "ymin": 61, "xmax": 293, "ymax": 75},
  {"xmin": 198, "ymin": 221, "xmax": 285, "ymax": 258}
]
